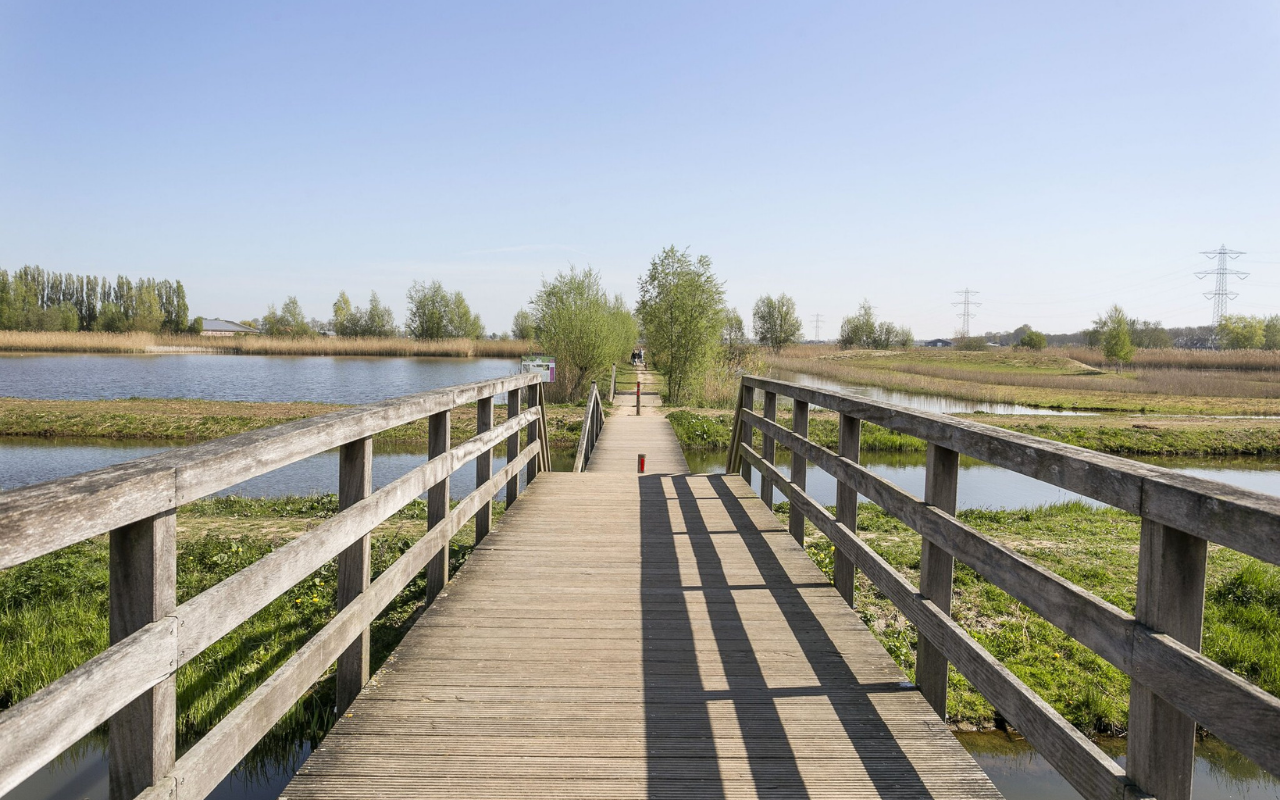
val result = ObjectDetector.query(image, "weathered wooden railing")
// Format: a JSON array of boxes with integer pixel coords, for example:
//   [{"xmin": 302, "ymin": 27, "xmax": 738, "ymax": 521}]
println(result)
[
  {"xmin": 725, "ymin": 375, "xmax": 1280, "ymax": 800},
  {"xmin": 0, "ymin": 373, "xmax": 550, "ymax": 800},
  {"xmin": 572, "ymin": 380, "xmax": 605, "ymax": 473}
]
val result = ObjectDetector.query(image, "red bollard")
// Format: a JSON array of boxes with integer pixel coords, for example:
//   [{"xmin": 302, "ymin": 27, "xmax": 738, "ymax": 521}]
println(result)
[{"xmin": 638, "ymin": 453, "xmax": 646, "ymax": 473}]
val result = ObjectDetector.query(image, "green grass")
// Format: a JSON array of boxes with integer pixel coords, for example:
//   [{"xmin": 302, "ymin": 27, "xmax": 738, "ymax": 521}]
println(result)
[
  {"xmin": 788, "ymin": 501, "xmax": 1280, "ymax": 734},
  {"xmin": 0, "ymin": 495, "xmax": 496, "ymax": 750}
]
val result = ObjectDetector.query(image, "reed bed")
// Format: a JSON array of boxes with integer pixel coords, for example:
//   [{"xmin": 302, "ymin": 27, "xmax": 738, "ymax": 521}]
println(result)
[
  {"xmin": 886, "ymin": 361, "xmax": 1280, "ymax": 399},
  {"xmin": 1058, "ymin": 346, "xmax": 1280, "ymax": 372},
  {"xmin": 0, "ymin": 330, "xmax": 537, "ymax": 358}
]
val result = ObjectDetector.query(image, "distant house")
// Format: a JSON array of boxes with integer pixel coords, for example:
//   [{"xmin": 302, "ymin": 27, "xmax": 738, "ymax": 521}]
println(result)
[
  {"xmin": 200, "ymin": 318, "xmax": 259, "ymax": 337},
  {"xmin": 919, "ymin": 338, "xmax": 952, "ymax": 348}
]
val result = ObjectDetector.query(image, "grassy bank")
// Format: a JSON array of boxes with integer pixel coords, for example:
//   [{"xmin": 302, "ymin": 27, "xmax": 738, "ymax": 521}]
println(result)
[
  {"xmin": 0, "ymin": 330, "xmax": 537, "ymax": 358},
  {"xmin": 0, "ymin": 495, "xmax": 494, "ymax": 750},
  {"xmin": 791, "ymin": 501, "xmax": 1280, "ymax": 733},
  {"xmin": 666, "ymin": 408, "xmax": 1280, "ymax": 457},
  {"xmin": 765, "ymin": 347, "xmax": 1280, "ymax": 415},
  {"xmin": 0, "ymin": 397, "xmax": 589, "ymax": 450}
]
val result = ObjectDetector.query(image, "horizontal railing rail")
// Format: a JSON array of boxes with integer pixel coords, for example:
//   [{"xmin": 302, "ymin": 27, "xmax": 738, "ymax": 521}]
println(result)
[
  {"xmin": 727, "ymin": 375, "xmax": 1280, "ymax": 800},
  {"xmin": 572, "ymin": 380, "xmax": 605, "ymax": 473},
  {"xmin": 0, "ymin": 372, "xmax": 548, "ymax": 800}
]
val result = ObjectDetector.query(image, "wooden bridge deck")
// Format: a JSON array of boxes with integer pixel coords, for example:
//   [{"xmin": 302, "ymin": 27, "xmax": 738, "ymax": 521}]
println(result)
[{"xmin": 283, "ymin": 414, "xmax": 1001, "ymax": 799}]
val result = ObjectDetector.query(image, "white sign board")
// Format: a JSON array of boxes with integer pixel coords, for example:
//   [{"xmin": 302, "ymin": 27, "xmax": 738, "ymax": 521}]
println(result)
[{"xmin": 521, "ymin": 356, "xmax": 555, "ymax": 383}]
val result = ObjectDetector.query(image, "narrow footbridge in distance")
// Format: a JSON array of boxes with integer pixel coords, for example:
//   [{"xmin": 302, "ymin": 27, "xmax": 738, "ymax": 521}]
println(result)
[{"xmin": 1, "ymin": 371, "xmax": 1278, "ymax": 800}]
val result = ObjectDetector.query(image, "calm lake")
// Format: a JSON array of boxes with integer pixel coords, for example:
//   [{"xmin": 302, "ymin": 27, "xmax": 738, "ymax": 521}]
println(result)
[{"xmin": 0, "ymin": 353, "xmax": 520, "ymax": 402}]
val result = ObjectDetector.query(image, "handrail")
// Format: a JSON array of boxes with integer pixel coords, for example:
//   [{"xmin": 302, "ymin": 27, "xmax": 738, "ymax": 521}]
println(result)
[
  {"xmin": 729, "ymin": 375, "xmax": 1280, "ymax": 800},
  {"xmin": 572, "ymin": 380, "xmax": 605, "ymax": 472},
  {"xmin": 0, "ymin": 373, "xmax": 550, "ymax": 799}
]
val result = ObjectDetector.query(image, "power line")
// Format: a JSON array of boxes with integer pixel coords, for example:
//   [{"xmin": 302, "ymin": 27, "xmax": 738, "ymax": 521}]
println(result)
[
  {"xmin": 952, "ymin": 288, "xmax": 981, "ymax": 337},
  {"xmin": 1196, "ymin": 245, "xmax": 1247, "ymax": 325},
  {"xmin": 812, "ymin": 313, "xmax": 823, "ymax": 341}
]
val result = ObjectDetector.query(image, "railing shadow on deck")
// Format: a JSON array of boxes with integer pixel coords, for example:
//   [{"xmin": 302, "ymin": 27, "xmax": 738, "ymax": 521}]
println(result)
[
  {"xmin": 0, "ymin": 374, "xmax": 553, "ymax": 800},
  {"xmin": 724, "ymin": 374, "xmax": 1280, "ymax": 800},
  {"xmin": 638, "ymin": 473, "xmax": 938, "ymax": 799}
]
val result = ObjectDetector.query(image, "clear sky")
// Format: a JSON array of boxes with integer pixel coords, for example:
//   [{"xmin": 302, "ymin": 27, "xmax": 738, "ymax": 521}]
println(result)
[{"xmin": 2, "ymin": 1, "xmax": 1277, "ymax": 339}]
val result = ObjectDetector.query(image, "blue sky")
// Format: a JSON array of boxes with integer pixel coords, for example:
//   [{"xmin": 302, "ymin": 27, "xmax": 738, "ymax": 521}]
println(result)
[{"xmin": 2, "ymin": 1, "xmax": 1277, "ymax": 338}]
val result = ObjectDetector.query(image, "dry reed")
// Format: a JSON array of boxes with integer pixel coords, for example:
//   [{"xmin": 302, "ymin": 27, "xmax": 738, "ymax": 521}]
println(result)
[
  {"xmin": 0, "ymin": 331, "xmax": 538, "ymax": 358},
  {"xmin": 1057, "ymin": 347, "xmax": 1280, "ymax": 372}
]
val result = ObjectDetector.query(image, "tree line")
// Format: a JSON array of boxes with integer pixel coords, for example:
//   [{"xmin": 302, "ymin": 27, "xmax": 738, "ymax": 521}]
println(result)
[{"xmin": 0, "ymin": 266, "xmax": 194, "ymax": 333}]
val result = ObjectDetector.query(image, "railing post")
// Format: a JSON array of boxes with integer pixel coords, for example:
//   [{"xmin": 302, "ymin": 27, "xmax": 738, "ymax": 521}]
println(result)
[
  {"xmin": 760, "ymin": 391, "xmax": 778, "ymax": 508},
  {"xmin": 336, "ymin": 436, "xmax": 373, "ymax": 713},
  {"xmin": 738, "ymin": 385, "xmax": 755, "ymax": 483},
  {"xmin": 1127, "ymin": 520, "xmax": 1207, "ymax": 800},
  {"xmin": 108, "ymin": 510, "xmax": 176, "ymax": 800},
  {"xmin": 834, "ymin": 414, "xmax": 861, "ymax": 607},
  {"xmin": 475, "ymin": 396, "xmax": 494, "ymax": 543},
  {"xmin": 506, "ymin": 387, "xmax": 521, "ymax": 509},
  {"xmin": 610, "ymin": 364, "xmax": 616, "ymax": 402},
  {"xmin": 525, "ymin": 381, "xmax": 540, "ymax": 484},
  {"xmin": 788, "ymin": 400, "xmax": 809, "ymax": 545},
  {"xmin": 917, "ymin": 443, "xmax": 958, "ymax": 719},
  {"xmin": 426, "ymin": 409, "xmax": 451, "ymax": 604}
]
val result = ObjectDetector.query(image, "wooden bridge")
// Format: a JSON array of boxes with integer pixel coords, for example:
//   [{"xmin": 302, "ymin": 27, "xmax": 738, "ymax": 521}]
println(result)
[{"xmin": 2, "ymin": 372, "xmax": 1279, "ymax": 800}]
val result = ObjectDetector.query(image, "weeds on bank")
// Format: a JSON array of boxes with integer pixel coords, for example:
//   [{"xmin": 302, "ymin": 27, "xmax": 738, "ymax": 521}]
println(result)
[{"xmin": 783, "ymin": 501, "xmax": 1280, "ymax": 734}]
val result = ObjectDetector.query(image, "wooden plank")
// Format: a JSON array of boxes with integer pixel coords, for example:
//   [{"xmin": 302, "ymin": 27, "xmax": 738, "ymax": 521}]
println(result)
[
  {"xmin": 108, "ymin": 510, "xmax": 177, "ymax": 800},
  {"xmin": 285, "ymin": 467, "xmax": 1001, "ymax": 800},
  {"xmin": 1126, "ymin": 520, "xmax": 1207, "ymax": 800},
  {"xmin": 917, "ymin": 444, "xmax": 958, "ymax": 720},
  {"xmin": 0, "ymin": 373, "xmax": 541, "ymax": 569},
  {"xmin": 834, "ymin": 413, "xmax": 860, "ymax": 607},
  {"xmin": 0, "ymin": 618, "xmax": 177, "ymax": 798},
  {"xmin": 426, "ymin": 409, "xmax": 451, "ymax": 605},
  {"xmin": 336, "ymin": 437, "xmax": 373, "ymax": 713},
  {"xmin": 742, "ymin": 375, "xmax": 1280, "ymax": 565},
  {"xmin": 740, "ymin": 446, "xmax": 1144, "ymax": 800},
  {"xmin": 475, "ymin": 396, "xmax": 494, "ymax": 542},
  {"xmin": 788, "ymin": 399, "xmax": 809, "ymax": 544}
]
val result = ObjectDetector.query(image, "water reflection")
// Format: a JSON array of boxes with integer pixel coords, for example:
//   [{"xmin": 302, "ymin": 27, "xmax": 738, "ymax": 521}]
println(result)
[{"xmin": 958, "ymin": 732, "xmax": 1280, "ymax": 800}]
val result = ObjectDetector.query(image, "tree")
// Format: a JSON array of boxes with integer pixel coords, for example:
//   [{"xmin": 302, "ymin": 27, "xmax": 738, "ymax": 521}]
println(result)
[
  {"xmin": 1217, "ymin": 315, "xmax": 1265, "ymax": 350},
  {"xmin": 189, "ymin": 316, "xmax": 204, "ymax": 334},
  {"xmin": 363, "ymin": 291, "xmax": 398, "ymax": 337},
  {"xmin": 332, "ymin": 291, "xmax": 356, "ymax": 336},
  {"xmin": 838, "ymin": 301, "xmax": 877, "ymax": 349},
  {"xmin": 636, "ymin": 246, "xmax": 725, "ymax": 405},
  {"xmin": 1095, "ymin": 305, "xmax": 1134, "ymax": 365},
  {"xmin": 406, "ymin": 281, "xmax": 481, "ymax": 339},
  {"xmin": 722, "ymin": 309, "xmax": 747, "ymax": 348},
  {"xmin": 1018, "ymin": 330, "xmax": 1047, "ymax": 350},
  {"xmin": 1129, "ymin": 319, "xmax": 1171, "ymax": 349},
  {"xmin": 752, "ymin": 294, "xmax": 803, "ymax": 352},
  {"xmin": 1265, "ymin": 316, "xmax": 1280, "ymax": 351},
  {"xmin": 446, "ymin": 291, "xmax": 484, "ymax": 339},
  {"xmin": 511, "ymin": 308, "xmax": 536, "ymax": 340},
  {"xmin": 531, "ymin": 266, "xmax": 636, "ymax": 400},
  {"xmin": 261, "ymin": 296, "xmax": 315, "ymax": 336}
]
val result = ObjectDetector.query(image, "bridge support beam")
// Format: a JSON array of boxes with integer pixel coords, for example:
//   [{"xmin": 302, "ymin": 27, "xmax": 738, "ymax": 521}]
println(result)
[
  {"xmin": 108, "ymin": 510, "xmax": 176, "ymax": 800},
  {"xmin": 426, "ymin": 410, "xmax": 451, "ymax": 604},
  {"xmin": 336, "ymin": 436, "xmax": 373, "ymax": 713},
  {"xmin": 738, "ymin": 385, "xmax": 755, "ymax": 484},
  {"xmin": 760, "ymin": 391, "xmax": 777, "ymax": 508},
  {"xmin": 834, "ymin": 413, "xmax": 860, "ymax": 608},
  {"xmin": 788, "ymin": 400, "xmax": 809, "ymax": 544},
  {"xmin": 917, "ymin": 443, "xmax": 958, "ymax": 720},
  {"xmin": 1127, "ymin": 519, "xmax": 1207, "ymax": 800}
]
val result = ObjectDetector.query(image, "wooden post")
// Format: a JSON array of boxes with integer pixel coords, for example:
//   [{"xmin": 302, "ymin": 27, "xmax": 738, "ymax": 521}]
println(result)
[
  {"xmin": 1126, "ymin": 520, "xmax": 1207, "ymax": 800},
  {"xmin": 108, "ymin": 510, "xmax": 176, "ymax": 800},
  {"xmin": 635, "ymin": 380, "xmax": 641, "ymax": 415},
  {"xmin": 335, "ymin": 436, "xmax": 373, "ymax": 713},
  {"xmin": 506, "ymin": 388, "xmax": 521, "ymax": 509},
  {"xmin": 788, "ymin": 400, "xmax": 809, "ymax": 545},
  {"xmin": 760, "ymin": 391, "xmax": 778, "ymax": 508},
  {"xmin": 525, "ymin": 381, "xmax": 540, "ymax": 484},
  {"xmin": 475, "ymin": 396, "xmax": 494, "ymax": 543},
  {"xmin": 426, "ymin": 410, "xmax": 450, "ymax": 604},
  {"xmin": 610, "ymin": 364, "xmax": 616, "ymax": 402},
  {"xmin": 739, "ymin": 385, "xmax": 755, "ymax": 483},
  {"xmin": 917, "ymin": 443, "xmax": 958, "ymax": 719},
  {"xmin": 834, "ymin": 414, "xmax": 861, "ymax": 607}
]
